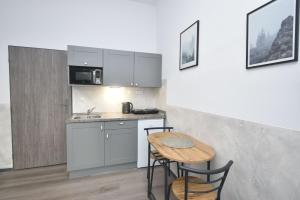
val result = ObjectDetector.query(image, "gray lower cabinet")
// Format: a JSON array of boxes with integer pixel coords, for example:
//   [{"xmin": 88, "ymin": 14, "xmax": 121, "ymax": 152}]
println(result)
[
  {"xmin": 134, "ymin": 52, "xmax": 162, "ymax": 87},
  {"xmin": 67, "ymin": 122, "xmax": 105, "ymax": 171},
  {"xmin": 103, "ymin": 49, "xmax": 134, "ymax": 86},
  {"xmin": 105, "ymin": 128, "xmax": 137, "ymax": 166},
  {"xmin": 67, "ymin": 120, "xmax": 137, "ymax": 172}
]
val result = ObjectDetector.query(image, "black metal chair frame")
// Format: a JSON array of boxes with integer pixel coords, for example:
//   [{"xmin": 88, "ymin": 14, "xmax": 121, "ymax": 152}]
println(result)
[
  {"xmin": 145, "ymin": 127, "xmax": 181, "ymax": 199},
  {"xmin": 169, "ymin": 160, "xmax": 234, "ymax": 200}
]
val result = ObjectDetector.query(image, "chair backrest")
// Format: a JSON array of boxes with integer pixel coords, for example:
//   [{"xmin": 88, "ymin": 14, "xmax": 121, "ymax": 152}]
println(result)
[
  {"xmin": 180, "ymin": 160, "xmax": 233, "ymax": 200},
  {"xmin": 144, "ymin": 126, "xmax": 174, "ymax": 136}
]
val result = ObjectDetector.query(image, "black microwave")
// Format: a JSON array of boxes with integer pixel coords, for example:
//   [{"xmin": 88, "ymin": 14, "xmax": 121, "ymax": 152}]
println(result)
[{"xmin": 69, "ymin": 66, "xmax": 103, "ymax": 85}]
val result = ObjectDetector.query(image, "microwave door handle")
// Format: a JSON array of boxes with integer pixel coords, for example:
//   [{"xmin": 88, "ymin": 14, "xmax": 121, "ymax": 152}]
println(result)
[
  {"xmin": 92, "ymin": 70, "xmax": 96, "ymax": 84},
  {"xmin": 99, "ymin": 70, "xmax": 102, "ymax": 84}
]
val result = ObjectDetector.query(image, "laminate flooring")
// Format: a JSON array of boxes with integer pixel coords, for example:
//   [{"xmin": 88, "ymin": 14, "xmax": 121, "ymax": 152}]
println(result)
[{"xmin": 0, "ymin": 165, "xmax": 173, "ymax": 200}]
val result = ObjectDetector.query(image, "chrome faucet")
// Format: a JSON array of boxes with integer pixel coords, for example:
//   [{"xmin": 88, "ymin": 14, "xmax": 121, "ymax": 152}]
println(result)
[{"xmin": 87, "ymin": 106, "xmax": 96, "ymax": 115}]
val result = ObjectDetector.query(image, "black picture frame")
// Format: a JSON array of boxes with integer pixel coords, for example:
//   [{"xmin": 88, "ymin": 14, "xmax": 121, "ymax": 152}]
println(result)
[
  {"xmin": 179, "ymin": 20, "xmax": 199, "ymax": 70},
  {"xmin": 246, "ymin": 0, "xmax": 299, "ymax": 69}
]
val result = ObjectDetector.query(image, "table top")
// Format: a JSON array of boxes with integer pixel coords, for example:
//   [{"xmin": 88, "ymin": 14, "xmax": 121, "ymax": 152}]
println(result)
[{"xmin": 147, "ymin": 132, "xmax": 215, "ymax": 164}]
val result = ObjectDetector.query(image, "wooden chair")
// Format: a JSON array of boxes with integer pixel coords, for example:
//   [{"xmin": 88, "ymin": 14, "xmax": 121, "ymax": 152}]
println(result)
[
  {"xmin": 145, "ymin": 127, "xmax": 181, "ymax": 197},
  {"xmin": 169, "ymin": 160, "xmax": 233, "ymax": 200}
]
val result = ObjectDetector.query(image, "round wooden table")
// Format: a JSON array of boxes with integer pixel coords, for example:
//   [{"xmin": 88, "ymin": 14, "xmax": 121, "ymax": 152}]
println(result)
[{"xmin": 147, "ymin": 132, "xmax": 216, "ymax": 200}]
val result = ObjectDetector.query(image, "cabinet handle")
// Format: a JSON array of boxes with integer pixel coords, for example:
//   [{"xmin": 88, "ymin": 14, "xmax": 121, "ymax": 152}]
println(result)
[
  {"xmin": 84, "ymin": 62, "xmax": 88, "ymax": 65},
  {"xmin": 135, "ymin": 83, "xmax": 138, "ymax": 86},
  {"xmin": 130, "ymin": 83, "xmax": 133, "ymax": 86},
  {"xmin": 100, "ymin": 125, "xmax": 103, "ymax": 131},
  {"xmin": 119, "ymin": 122, "xmax": 124, "ymax": 125},
  {"xmin": 106, "ymin": 133, "xmax": 109, "ymax": 139}
]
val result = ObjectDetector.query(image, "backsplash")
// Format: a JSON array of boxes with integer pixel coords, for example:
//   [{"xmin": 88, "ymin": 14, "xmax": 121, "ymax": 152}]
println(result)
[{"xmin": 72, "ymin": 86, "xmax": 159, "ymax": 113}]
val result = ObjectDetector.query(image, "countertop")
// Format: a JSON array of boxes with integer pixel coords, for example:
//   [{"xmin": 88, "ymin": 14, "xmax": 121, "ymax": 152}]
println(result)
[{"xmin": 66, "ymin": 111, "xmax": 166, "ymax": 123}]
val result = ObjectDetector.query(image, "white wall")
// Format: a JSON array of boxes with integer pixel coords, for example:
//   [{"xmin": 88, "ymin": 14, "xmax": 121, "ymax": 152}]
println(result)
[
  {"xmin": 157, "ymin": 0, "xmax": 300, "ymax": 131},
  {"xmin": 0, "ymin": 0, "xmax": 157, "ymax": 169},
  {"xmin": 0, "ymin": 0, "xmax": 157, "ymax": 104},
  {"xmin": 156, "ymin": 1, "xmax": 300, "ymax": 198}
]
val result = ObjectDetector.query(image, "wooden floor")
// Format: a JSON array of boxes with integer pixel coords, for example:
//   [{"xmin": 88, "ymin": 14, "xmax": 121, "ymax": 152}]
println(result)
[{"xmin": 0, "ymin": 165, "xmax": 171, "ymax": 200}]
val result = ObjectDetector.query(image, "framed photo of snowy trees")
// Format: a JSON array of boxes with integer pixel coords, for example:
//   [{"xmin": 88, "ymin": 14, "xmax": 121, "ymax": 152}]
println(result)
[
  {"xmin": 179, "ymin": 20, "xmax": 199, "ymax": 70},
  {"xmin": 246, "ymin": 0, "xmax": 299, "ymax": 69}
]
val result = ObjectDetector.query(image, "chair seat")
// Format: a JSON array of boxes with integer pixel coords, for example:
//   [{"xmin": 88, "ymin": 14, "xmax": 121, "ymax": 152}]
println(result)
[
  {"xmin": 150, "ymin": 150, "xmax": 165, "ymax": 160},
  {"xmin": 172, "ymin": 176, "xmax": 217, "ymax": 200}
]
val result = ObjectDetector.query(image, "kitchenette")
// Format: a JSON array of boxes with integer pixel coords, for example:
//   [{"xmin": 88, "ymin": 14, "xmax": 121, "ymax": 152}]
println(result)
[
  {"xmin": 66, "ymin": 45, "xmax": 165, "ymax": 177},
  {"xmin": 2, "ymin": 1, "xmax": 300, "ymax": 199}
]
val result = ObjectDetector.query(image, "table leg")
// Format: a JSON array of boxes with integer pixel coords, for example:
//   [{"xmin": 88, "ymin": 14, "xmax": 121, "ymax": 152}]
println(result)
[
  {"xmin": 147, "ymin": 144, "xmax": 151, "ymax": 197},
  {"xmin": 181, "ymin": 163, "xmax": 184, "ymax": 177},
  {"xmin": 164, "ymin": 160, "xmax": 169, "ymax": 200},
  {"xmin": 207, "ymin": 161, "xmax": 211, "ymax": 182}
]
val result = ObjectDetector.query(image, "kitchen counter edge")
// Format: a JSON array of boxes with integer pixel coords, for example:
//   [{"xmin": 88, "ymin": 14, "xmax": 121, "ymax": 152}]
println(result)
[{"xmin": 66, "ymin": 111, "xmax": 166, "ymax": 123}]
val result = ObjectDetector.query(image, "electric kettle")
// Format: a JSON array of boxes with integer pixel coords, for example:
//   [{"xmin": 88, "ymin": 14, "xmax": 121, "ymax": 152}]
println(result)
[{"xmin": 122, "ymin": 102, "xmax": 133, "ymax": 114}]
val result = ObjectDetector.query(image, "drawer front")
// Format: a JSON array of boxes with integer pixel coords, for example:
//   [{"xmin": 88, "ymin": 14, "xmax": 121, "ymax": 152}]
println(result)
[
  {"xmin": 67, "ymin": 122, "xmax": 103, "ymax": 129},
  {"xmin": 105, "ymin": 120, "xmax": 137, "ymax": 130}
]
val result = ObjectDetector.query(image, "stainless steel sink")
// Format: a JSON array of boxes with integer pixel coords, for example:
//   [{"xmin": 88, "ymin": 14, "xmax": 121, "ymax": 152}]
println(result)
[
  {"xmin": 72, "ymin": 114, "xmax": 102, "ymax": 120},
  {"xmin": 87, "ymin": 115, "xmax": 102, "ymax": 119}
]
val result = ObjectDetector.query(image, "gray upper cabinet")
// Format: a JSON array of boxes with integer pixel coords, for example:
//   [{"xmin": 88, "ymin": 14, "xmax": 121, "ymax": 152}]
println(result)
[
  {"xmin": 67, "ymin": 122, "xmax": 105, "ymax": 171},
  {"xmin": 134, "ymin": 52, "xmax": 162, "ymax": 87},
  {"xmin": 67, "ymin": 45, "xmax": 103, "ymax": 67},
  {"xmin": 103, "ymin": 49, "xmax": 134, "ymax": 86},
  {"xmin": 102, "ymin": 50, "xmax": 161, "ymax": 87},
  {"xmin": 67, "ymin": 45, "xmax": 162, "ymax": 87}
]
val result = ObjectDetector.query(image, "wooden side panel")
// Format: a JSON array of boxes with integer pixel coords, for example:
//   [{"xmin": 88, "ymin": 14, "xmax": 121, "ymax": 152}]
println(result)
[
  {"xmin": 51, "ymin": 50, "xmax": 71, "ymax": 164},
  {"xmin": 9, "ymin": 46, "xmax": 70, "ymax": 169}
]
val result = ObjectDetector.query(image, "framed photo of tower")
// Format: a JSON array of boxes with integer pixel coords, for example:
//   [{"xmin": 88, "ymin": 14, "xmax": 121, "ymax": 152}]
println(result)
[{"xmin": 246, "ymin": 0, "xmax": 299, "ymax": 69}]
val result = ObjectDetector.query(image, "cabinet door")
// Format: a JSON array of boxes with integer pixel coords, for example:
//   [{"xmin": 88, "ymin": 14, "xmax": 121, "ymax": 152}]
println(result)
[
  {"xmin": 103, "ymin": 49, "xmax": 134, "ymax": 86},
  {"xmin": 67, "ymin": 45, "xmax": 103, "ymax": 67},
  {"xmin": 105, "ymin": 128, "xmax": 137, "ymax": 166},
  {"xmin": 67, "ymin": 123, "xmax": 104, "ymax": 171},
  {"xmin": 134, "ymin": 52, "xmax": 162, "ymax": 87},
  {"xmin": 137, "ymin": 119, "xmax": 164, "ymax": 168}
]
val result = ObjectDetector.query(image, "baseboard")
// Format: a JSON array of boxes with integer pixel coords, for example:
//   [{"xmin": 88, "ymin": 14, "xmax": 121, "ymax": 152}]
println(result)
[{"xmin": 68, "ymin": 162, "xmax": 137, "ymax": 179}]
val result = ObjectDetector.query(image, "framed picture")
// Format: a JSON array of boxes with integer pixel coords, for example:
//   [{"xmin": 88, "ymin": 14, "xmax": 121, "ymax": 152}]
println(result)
[
  {"xmin": 246, "ymin": 0, "xmax": 299, "ymax": 69},
  {"xmin": 179, "ymin": 20, "xmax": 199, "ymax": 70}
]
